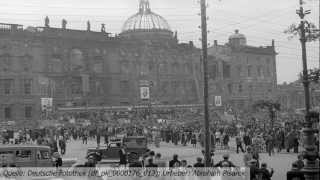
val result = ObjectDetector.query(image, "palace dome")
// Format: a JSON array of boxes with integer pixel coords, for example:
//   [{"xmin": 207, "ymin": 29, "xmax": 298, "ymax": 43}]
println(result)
[{"xmin": 121, "ymin": 0, "xmax": 173, "ymax": 38}]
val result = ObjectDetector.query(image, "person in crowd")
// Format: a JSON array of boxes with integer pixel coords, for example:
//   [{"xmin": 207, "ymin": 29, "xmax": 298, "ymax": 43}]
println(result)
[
  {"xmin": 169, "ymin": 154, "xmax": 180, "ymax": 168},
  {"xmin": 129, "ymin": 158, "xmax": 143, "ymax": 167},
  {"xmin": 295, "ymin": 153, "xmax": 304, "ymax": 170},
  {"xmin": 259, "ymin": 163, "xmax": 274, "ymax": 180},
  {"xmin": 181, "ymin": 160, "xmax": 188, "ymax": 167},
  {"xmin": 55, "ymin": 153, "xmax": 63, "ymax": 168},
  {"xmin": 84, "ymin": 155, "xmax": 97, "ymax": 167},
  {"xmin": 96, "ymin": 130, "xmax": 101, "ymax": 147},
  {"xmin": 193, "ymin": 157, "xmax": 205, "ymax": 167},
  {"xmin": 59, "ymin": 138, "xmax": 66, "ymax": 155},
  {"xmin": 236, "ymin": 134, "xmax": 245, "ymax": 153},
  {"xmin": 82, "ymin": 131, "xmax": 88, "ymax": 145},
  {"xmin": 286, "ymin": 162, "xmax": 305, "ymax": 180},
  {"xmin": 119, "ymin": 144, "xmax": 127, "ymax": 167},
  {"xmin": 252, "ymin": 146, "xmax": 260, "ymax": 168},
  {"xmin": 223, "ymin": 133, "xmax": 229, "ymax": 149},
  {"xmin": 148, "ymin": 151, "xmax": 155, "ymax": 162},
  {"xmin": 191, "ymin": 134, "xmax": 197, "ymax": 148},
  {"xmin": 265, "ymin": 133, "xmax": 275, "ymax": 156},
  {"xmin": 248, "ymin": 159, "xmax": 259, "ymax": 180},
  {"xmin": 146, "ymin": 158, "xmax": 158, "ymax": 167},
  {"xmin": 214, "ymin": 154, "xmax": 236, "ymax": 167},
  {"xmin": 154, "ymin": 153, "xmax": 167, "ymax": 167},
  {"xmin": 210, "ymin": 151, "xmax": 215, "ymax": 167},
  {"xmin": 244, "ymin": 146, "xmax": 253, "ymax": 167}
]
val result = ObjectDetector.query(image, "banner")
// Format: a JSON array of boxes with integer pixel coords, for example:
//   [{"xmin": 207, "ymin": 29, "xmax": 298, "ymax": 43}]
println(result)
[
  {"xmin": 140, "ymin": 87, "xmax": 150, "ymax": 100},
  {"xmin": 214, "ymin": 96, "xmax": 222, "ymax": 107},
  {"xmin": 41, "ymin": 98, "xmax": 53, "ymax": 112}
]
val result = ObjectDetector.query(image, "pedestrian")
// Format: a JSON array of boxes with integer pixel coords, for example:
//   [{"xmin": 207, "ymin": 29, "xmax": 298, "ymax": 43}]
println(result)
[
  {"xmin": 248, "ymin": 159, "xmax": 259, "ymax": 180},
  {"xmin": 82, "ymin": 131, "xmax": 88, "ymax": 145},
  {"xmin": 236, "ymin": 135, "xmax": 245, "ymax": 153},
  {"xmin": 258, "ymin": 163, "xmax": 274, "ymax": 180},
  {"xmin": 181, "ymin": 160, "xmax": 188, "ymax": 167},
  {"xmin": 154, "ymin": 153, "xmax": 167, "ymax": 167},
  {"xmin": 119, "ymin": 144, "xmax": 127, "ymax": 167},
  {"xmin": 96, "ymin": 131, "xmax": 101, "ymax": 147},
  {"xmin": 191, "ymin": 134, "xmax": 197, "ymax": 148},
  {"xmin": 223, "ymin": 133, "xmax": 229, "ymax": 149},
  {"xmin": 213, "ymin": 154, "xmax": 236, "ymax": 167},
  {"xmin": 294, "ymin": 153, "xmax": 304, "ymax": 170},
  {"xmin": 146, "ymin": 158, "xmax": 158, "ymax": 167},
  {"xmin": 193, "ymin": 157, "xmax": 205, "ymax": 167},
  {"xmin": 243, "ymin": 146, "xmax": 253, "ymax": 167},
  {"xmin": 286, "ymin": 162, "xmax": 305, "ymax": 180},
  {"xmin": 169, "ymin": 154, "xmax": 180, "ymax": 167},
  {"xmin": 265, "ymin": 134, "xmax": 275, "ymax": 156}
]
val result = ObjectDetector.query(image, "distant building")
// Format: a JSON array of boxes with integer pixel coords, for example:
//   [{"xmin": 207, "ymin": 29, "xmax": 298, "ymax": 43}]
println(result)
[
  {"xmin": 277, "ymin": 81, "xmax": 320, "ymax": 112},
  {"xmin": 0, "ymin": 0, "xmax": 202, "ymax": 125},
  {"xmin": 208, "ymin": 30, "xmax": 278, "ymax": 111}
]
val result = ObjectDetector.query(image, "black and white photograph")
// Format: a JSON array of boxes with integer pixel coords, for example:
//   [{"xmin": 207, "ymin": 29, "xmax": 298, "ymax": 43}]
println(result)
[{"xmin": 0, "ymin": 0, "xmax": 319, "ymax": 180}]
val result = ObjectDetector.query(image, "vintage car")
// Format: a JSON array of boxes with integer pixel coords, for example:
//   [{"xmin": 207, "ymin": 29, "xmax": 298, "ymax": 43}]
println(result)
[
  {"xmin": 0, "ymin": 145, "xmax": 76, "ymax": 167},
  {"xmin": 86, "ymin": 136, "xmax": 148, "ymax": 164}
]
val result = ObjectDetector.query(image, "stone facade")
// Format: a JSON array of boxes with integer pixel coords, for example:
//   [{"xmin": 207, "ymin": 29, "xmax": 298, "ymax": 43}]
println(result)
[
  {"xmin": 276, "ymin": 81, "xmax": 320, "ymax": 112},
  {"xmin": 207, "ymin": 30, "xmax": 278, "ymax": 110},
  {"xmin": 0, "ymin": 23, "xmax": 201, "ymax": 124}
]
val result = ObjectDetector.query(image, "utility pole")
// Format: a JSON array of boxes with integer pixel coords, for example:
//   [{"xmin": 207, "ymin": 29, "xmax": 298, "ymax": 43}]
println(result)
[
  {"xmin": 200, "ymin": 0, "xmax": 211, "ymax": 167},
  {"xmin": 297, "ymin": 0, "xmax": 319, "ymax": 179}
]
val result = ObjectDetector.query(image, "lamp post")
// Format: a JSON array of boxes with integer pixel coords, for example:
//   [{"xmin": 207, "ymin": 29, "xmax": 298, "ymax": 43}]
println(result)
[
  {"xmin": 297, "ymin": 0, "xmax": 319, "ymax": 179},
  {"xmin": 200, "ymin": 0, "xmax": 211, "ymax": 167}
]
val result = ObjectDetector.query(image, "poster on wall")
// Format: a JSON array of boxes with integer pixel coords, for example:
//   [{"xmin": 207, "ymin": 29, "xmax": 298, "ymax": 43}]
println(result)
[
  {"xmin": 41, "ymin": 98, "xmax": 53, "ymax": 112},
  {"xmin": 140, "ymin": 86, "xmax": 150, "ymax": 100}
]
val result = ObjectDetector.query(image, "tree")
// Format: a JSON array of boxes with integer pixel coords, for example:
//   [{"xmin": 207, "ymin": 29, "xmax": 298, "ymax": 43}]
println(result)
[
  {"xmin": 253, "ymin": 100, "xmax": 281, "ymax": 131},
  {"xmin": 284, "ymin": 0, "xmax": 319, "ymax": 42}
]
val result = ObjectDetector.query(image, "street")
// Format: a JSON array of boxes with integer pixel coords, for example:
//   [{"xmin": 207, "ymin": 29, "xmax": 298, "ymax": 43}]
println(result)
[{"xmin": 64, "ymin": 138, "xmax": 297, "ymax": 180}]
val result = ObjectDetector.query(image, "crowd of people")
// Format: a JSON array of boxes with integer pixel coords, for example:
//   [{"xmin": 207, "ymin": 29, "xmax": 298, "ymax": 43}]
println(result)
[{"xmin": 0, "ymin": 108, "xmax": 319, "ymax": 180}]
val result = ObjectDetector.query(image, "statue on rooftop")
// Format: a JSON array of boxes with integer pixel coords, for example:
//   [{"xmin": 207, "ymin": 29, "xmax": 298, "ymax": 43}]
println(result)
[
  {"xmin": 87, "ymin": 21, "xmax": 91, "ymax": 31},
  {"xmin": 45, "ymin": 16, "xmax": 50, "ymax": 28},
  {"xmin": 101, "ymin": 24, "xmax": 106, "ymax": 33},
  {"xmin": 62, "ymin": 19, "xmax": 67, "ymax": 29}
]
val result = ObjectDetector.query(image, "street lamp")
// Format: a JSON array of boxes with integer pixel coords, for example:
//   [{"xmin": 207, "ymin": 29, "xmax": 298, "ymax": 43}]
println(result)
[{"xmin": 296, "ymin": 1, "xmax": 319, "ymax": 179}]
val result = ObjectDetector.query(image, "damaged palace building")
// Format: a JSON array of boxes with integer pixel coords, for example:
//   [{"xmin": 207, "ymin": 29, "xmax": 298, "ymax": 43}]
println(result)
[{"xmin": 0, "ymin": 0, "xmax": 277, "ymax": 125}]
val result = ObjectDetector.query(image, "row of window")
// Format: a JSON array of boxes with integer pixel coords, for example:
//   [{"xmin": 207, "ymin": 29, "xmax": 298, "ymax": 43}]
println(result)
[
  {"xmin": 119, "ymin": 80, "xmax": 196, "ymax": 95},
  {"xmin": 0, "ymin": 79, "xmax": 32, "ymax": 95},
  {"xmin": 209, "ymin": 63, "xmax": 272, "ymax": 79},
  {"xmin": 0, "ymin": 54, "xmax": 32, "ymax": 72},
  {"xmin": 216, "ymin": 83, "xmax": 273, "ymax": 95},
  {"xmin": 120, "ymin": 61, "xmax": 194, "ymax": 75},
  {"xmin": 3, "ymin": 106, "xmax": 33, "ymax": 119}
]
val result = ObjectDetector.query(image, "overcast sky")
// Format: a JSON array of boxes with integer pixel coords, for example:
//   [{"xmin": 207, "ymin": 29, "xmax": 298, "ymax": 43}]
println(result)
[{"xmin": 0, "ymin": 0, "xmax": 319, "ymax": 84}]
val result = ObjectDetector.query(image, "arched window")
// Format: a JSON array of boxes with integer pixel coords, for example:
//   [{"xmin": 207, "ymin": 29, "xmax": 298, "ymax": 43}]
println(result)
[
  {"xmin": 48, "ymin": 56, "xmax": 63, "ymax": 73},
  {"xmin": 22, "ymin": 55, "xmax": 32, "ymax": 72},
  {"xmin": 70, "ymin": 49, "xmax": 84, "ymax": 71},
  {"xmin": 120, "ymin": 60, "xmax": 130, "ymax": 74},
  {"xmin": 0, "ymin": 54, "xmax": 12, "ymax": 72},
  {"xmin": 159, "ymin": 62, "xmax": 168, "ymax": 74}
]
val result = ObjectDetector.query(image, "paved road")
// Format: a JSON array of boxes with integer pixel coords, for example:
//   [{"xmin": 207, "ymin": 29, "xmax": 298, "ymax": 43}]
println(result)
[{"xmin": 63, "ymin": 139, "xmax": 297, "ymax": 180}]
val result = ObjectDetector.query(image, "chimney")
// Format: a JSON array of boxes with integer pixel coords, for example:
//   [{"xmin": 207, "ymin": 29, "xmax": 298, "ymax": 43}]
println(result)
[
  {"xmin": 214, "ymin": 40, "xmax": 218, "ymax": 46},
  {"xmin": 189, "ymin": 41, "xmax": 194, "ymax": 48},
  {"xmin": 272, "ymin": 39, "xmax": 275, "ymax": 48}
]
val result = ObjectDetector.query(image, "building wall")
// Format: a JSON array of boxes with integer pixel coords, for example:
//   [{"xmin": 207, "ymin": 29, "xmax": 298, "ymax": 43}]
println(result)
[
  {"xmin": 0, "ymin": 25, "xmax": 202, "ymax": 123},
  {"xmin": 207, "ymin": 39, "xmax": 277, "ymax": 110}
]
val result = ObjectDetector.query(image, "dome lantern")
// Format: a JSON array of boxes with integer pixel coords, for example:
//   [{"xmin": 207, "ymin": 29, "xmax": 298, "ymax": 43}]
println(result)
[{"xmin": 229, "ymin": 29, "xmax": 247, "ymax": 47}]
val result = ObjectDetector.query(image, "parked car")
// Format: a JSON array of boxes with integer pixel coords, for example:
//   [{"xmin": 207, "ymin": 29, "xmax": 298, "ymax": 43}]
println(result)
[{"xmin": 0, "ymin": 145, "xmax": 76, "ymax": 167}]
